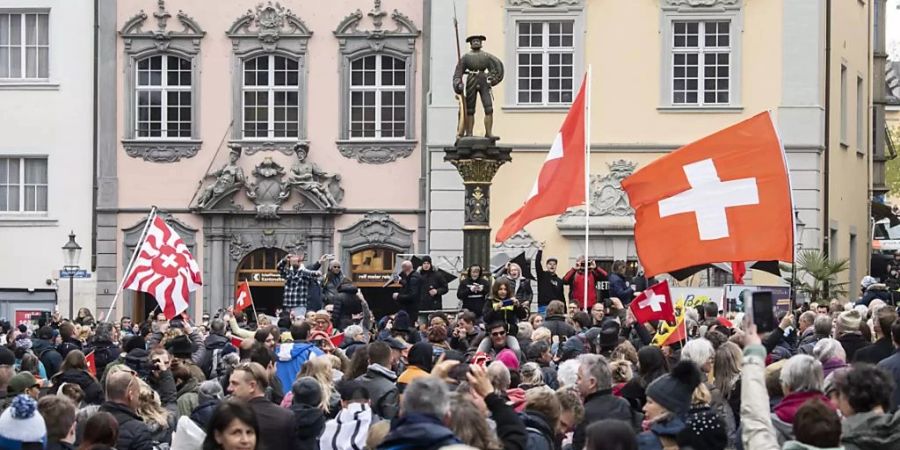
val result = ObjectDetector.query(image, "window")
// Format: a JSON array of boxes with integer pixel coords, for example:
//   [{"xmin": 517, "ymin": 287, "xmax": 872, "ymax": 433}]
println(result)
[
  {"xmin": 857, "ymin": 76, "xmax": 864, "ymax": 152},
  {"xmin": 840, "ymin": 64, "xmax": 848, "ymax": 145},
  {"xmin": 515, "ymin": 20, "xmax": 575, "ymax": 105},
  {"xmin": 0, "ymin": 12, "xmax": 49, "ymax": 79},
  {"xmin": 671, "ymin": 20, "xmax": 731, "ymax": 105},
  {"xmin": 349, "ymin": 55, "xmax": 407, "ymax": 139},
  {"xmin": 0, "ymin": 157, "xmax": 47, "ymax": 212},
  {"xmin": 134, "ymin": 55, "xmax": 192, "ymax": 138},
  {"xmin": 242, "ymin": 54, "xmax": 300, "ymax": 139}
]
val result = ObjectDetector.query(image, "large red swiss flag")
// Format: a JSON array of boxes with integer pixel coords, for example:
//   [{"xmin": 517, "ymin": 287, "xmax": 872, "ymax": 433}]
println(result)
[{"xmin": 621, "ymin": 112, "xmax": 793, "ymax": 277}]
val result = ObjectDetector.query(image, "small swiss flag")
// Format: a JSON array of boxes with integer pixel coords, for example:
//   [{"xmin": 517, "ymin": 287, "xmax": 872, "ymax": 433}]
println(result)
[
  {"xmin": 85, "ymin": 351, "xmax": 96, "ymax": 377},
  {"xmin": 629, "ymin": 280, "xmax": 676, "ymax": 324},
  {"xmin": 235, "ymin": 281, "xmax": 254, "ymax": 314}
]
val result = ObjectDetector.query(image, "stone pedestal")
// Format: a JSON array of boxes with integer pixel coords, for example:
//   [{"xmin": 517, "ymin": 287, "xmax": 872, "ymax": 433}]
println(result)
[{"xmin": 444, "ymin": 137, "xmax": 512, "ymax": 269}]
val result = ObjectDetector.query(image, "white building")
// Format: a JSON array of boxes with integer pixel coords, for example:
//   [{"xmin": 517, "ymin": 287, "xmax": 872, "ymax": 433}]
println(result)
[{"xmin": 0, "ymin": 0, "xmax": 95, "ymax": 324}]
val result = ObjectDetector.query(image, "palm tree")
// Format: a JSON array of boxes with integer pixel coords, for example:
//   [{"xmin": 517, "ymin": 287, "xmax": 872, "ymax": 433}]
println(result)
[{"xmin": 782, "ymin": 249, "xmax": 850, "ymax": 304}]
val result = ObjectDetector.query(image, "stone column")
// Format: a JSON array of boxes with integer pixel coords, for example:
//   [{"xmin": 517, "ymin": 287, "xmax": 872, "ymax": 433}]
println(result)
[{"xmin": 444, "ymin": 138, "xmax": 511, "ymax": 269}]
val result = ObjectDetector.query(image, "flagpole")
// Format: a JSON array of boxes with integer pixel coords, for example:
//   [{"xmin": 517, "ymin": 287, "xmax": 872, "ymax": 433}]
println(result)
[
  {"xmin": 103, "ymin": 206, "xmax": 158, "ymax": 323},
  {"xmin": 246, "ymin": 281, "xmax": 260, "ymax": 324},
  {"xmin": 583, "ymin": 66, "xmax": 592, "ymax": 311}
]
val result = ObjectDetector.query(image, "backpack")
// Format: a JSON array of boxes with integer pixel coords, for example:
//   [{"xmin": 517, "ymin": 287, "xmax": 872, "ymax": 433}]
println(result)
[{"xmin": 208, "ymin": 343, "xmax": 236, "ymax": 379}]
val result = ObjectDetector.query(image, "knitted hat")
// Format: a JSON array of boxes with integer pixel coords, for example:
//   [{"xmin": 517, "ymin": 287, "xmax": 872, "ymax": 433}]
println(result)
[
  {"xmin": 678, "ymin": 405, "xmax": 728, "ymax": 450},
  {"xmin": 837, "ymin": 310, "xmax": 862, "ymax": 333},
  {"xmin": 421, "ymin": 255, "xmax": 433, "ymax": 264},
  {"xmin": 165, "ymin": 335, "xmax": 195, "ymax": 359},
  {"xmin": 8, "ymin": 372, "xmax": 39, "ymax": 395},
  {"xmin": 292, "ymin": 377, "xmax": 322, "ymax": 407},
  {"xmin": 598, "ymin": 322, "xmax": 622, "ymax": 350},
  {"xmin": 495, "ymin": 349, "xmax": 520, "ymax": 371},
  {"xmin": 560, "ymin": 336, "xmax": 586, "ymax": 360},
  {"xmin": 14, "ymin": 335, "xmax": 32, "ymax": 352},
  {"xmin": 861, "ymin": 275, "xmax": 878, "ymax": 289},
  {"xmin": 393, "ymin": 310, "xmax": 412, "ymax": 333},
  {"xmin": 198, "ymin": 380, "xmax": 224, "ymax": 403},
  {"xmin": 645, "ymin": 360, "xmax": 702, "ymax": 416},
  {"xmin": 0, "ymin": 394, "xmax": 47, "ymax": 448}
]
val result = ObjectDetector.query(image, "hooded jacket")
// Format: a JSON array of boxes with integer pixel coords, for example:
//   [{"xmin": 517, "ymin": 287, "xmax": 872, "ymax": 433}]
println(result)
[
  {"xmin": 355, "ymin": 364, "xmax": 400, "ymax": 421},
  {"xmin": 291, "ymin": 402, "xmax": 327, "ymax": 450},
  {"xmin": 457, "ymin": 276, "xmax": 491, "ymax": 315},
  {"xmin": 319, "ymin": 403, "xmax": 374, "ymax": 450},
  {"xmin": 636, "ymin": 416, "xmax": 687, "ymax": 450},
  {"xmin": 521, "ymin": 410, "xmax": 555, "ymax": 450},
  {"xmin": 858, "ymin": 283, "xmax": 892, "ymax": 307},
  {"xmin": 275, "ymin": 342, "xmax": 323, "ymax": 394},
  {"xmin": 837, "ymin": 333, "xmax": 869, "ymax": 362},
  {"xmin": 197, "ymin": 333, "xmax": 231, "ymax": 379},
  {"xmin": 543, "ymin": 314, "xmax": 576, "ymax": 339},
  {"xmin": 32, "ymin": 338, "xmax": 62, "ymax": 377},
  {"xmin": 419, "ymin": 267, "xmax": 449, "ymax": 311},
  {"xmin": 841, "ymin": 410, "xmax": 900, "ymax": 450},
  {"xmin": 376, "ymin": 413, "xmax": 460, "ymax": 450},
  {"xmin": 51, "ymin": 369, "xmax": 104, "ymax": 405}
]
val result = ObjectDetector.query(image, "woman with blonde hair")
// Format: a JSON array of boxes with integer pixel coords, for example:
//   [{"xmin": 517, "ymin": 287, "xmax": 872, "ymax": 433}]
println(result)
[
  {"xmin": 448, "ymin": 393, "xmax": 502, "ymax": 450},
  {"xmin": 280, "ymin": 357, "xmax": 339, "ymax": 415},
  {"xmin": 136, "ymin": 379, "xmax": 176, "ymax": 445}
]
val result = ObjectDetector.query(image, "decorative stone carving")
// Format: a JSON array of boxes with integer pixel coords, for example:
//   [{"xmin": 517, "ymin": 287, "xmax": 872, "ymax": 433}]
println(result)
[
  {"xmin": 449, "ymin": 159, "xmax": 507, "ymax": 183},
  {"xmin": 122, "ymin": 141, "xmax": 201, "ymax": 163},
  {"xmin": 338, "ymin": 211, "xmax": 415, "ymax": 273},
  {"xmin": 121, "ymin": 0, "xmax": 206, "ymax": 53},
  {"xmin": 592, "ymin": 160, "xmax": 637, "ymax": 216},
  {"xmin": 260, "ymin": 229, "xmax": 278, "ymax": 248},
  {"xmin": 227, "ymin": 2, "xmax": 313, "ymax": 52},
  {"xmin": 240, "ymin": 141, "xmax": 301, "ymax": 156},
  {"xmin": 197, "ymin": 145, "xmax": 246, "ymax": 209},
  {"xmin": 284, "ymin": 235, "xmax": 308, "ymax": 256},
  {"xmin": 507, "ymin": 0, "xmax": 584, "ymax": 7},
  {"xmin": 229, "ymin": 234, "xmax": 253, "ymax": 261},
  {"xmin": 492, "ymin": 230, "xmax": 540, "ymax": 250},
  {"xmin": 662, "ymin": 0, "xmax": 740, "ymax": 7},
  {"xmin": 246, "ymin": 158, "xmax": 291, "ymax": 219},
  {"xmin": 334, "ymin": 0, "xmax": 420, "ymax": 42},
  {"xmin": 286, "ymin": 144, "xmax": 344, "ymax": 209},
  {"xmin": 464, "ymin": 186, "xmax": 489, "ymax": 225},
  {"xmin": 336, "ymin": 141, "xmax": 416, "ymax": 164}
]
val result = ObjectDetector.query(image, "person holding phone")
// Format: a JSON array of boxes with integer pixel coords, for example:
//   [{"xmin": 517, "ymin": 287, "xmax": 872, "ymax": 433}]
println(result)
[
  {"xmin": 563, "ymin": 256, "xmax": 609, "ymax": 311},
  {"xmin": 457, "ymin": 264, "xmax": 491, "ymax": 318},
  {"xmin": 482, "ymin": 278, "xmax": 528, "ymax": 338},
  {"xmin": 276, "ymin": 252, "xmax": 326, "ymax": 318}
]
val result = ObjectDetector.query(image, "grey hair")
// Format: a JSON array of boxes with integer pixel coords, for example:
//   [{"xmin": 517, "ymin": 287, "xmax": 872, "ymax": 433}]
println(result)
[
  {"xmin": 680, "ymin": 338, "xmax": 715, "ymax": 368},
  {"xmin": 577, "ymin": 354, "xmax": 612, "ymax": 391},
  {"xmin": 780, "ymin": 354, "xmax": 824, "ymax": 393},
  {"xmin": 402, "ymin": 376, "xmax": 450, "ymax": 418},
  {"xmin": 557, "ymin": 359, "xmax": 581, "ymax": 387},
  {"xmin": 517, "ymin": 322, "xmax": 534, "ymax": 341},
  {"xmin": 94, "ymin": 322, "xmax": 114, "ymax": 342},
  {"xmin": 812, "ymin": 338, "xmax": 846, "ymax": 363},
  {"xmin": 799, "ymin": 311, "xmax": 816, "ymax": 327},
  {"xmin": 344, "ymin": 325, "xmax": 365, "ymax": 342},
  {"xmin": 487, "ymin": 361, "xmax": 511, "ymax": 392},
  {"xmin": 520, "ymin": 362, "xmax": 544, "ymax": 387},
  {"xmin": 813, "ymin": 314, "xmax": 833, "ymax": 336}
]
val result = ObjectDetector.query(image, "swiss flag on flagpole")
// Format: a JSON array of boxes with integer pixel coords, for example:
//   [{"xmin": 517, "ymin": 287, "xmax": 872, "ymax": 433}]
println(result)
[
  {"xmin": 621, "ymin": 112, "xmax": 794, "ymax": 277},
  {"xmin": 85, "ymin": 351, "xmax": 96, "ymax": 376},
  {"xmin": 630, "ymin": 280, "xmax": 676, "ymax": 324},
  {"xmin": 234, "ymin": 281, "xmax": 254, "ymax": 314},
  {"xmin": 495, "ymin": 74, "xmax": 587, "ymax": 242},
  {"xmin": 122, "ymin": 215, "xmax": 202, "ymax": 320}
]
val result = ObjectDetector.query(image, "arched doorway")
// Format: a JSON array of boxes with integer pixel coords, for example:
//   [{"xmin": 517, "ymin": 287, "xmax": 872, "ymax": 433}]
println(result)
[
  {"xmin": 349, "ymin": 247, "xmax": 399, "ymax": 319},
  {"xmin": 236, "ymin": 248, "xmax": 287, "ymax": 316}
]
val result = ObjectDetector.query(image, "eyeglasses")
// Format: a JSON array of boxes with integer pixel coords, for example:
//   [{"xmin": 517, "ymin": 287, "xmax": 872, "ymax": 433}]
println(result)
[{"xmin": 491, "ymin": 331, "xmax": 507, "ymax": 337}]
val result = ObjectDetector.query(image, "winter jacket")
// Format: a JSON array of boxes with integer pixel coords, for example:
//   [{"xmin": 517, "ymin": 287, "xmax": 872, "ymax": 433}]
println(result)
[
  {"xmin": 377, "ymin": 413, "xmax": 460, "ymax": 450},
  {"xmin": 637, "ymin": 416, "xmax": 687, "ymax": 450},
  {"xmin": 56, "ymin": 337, "xmax": 83, "ymax": 359},
  {"xmin": 332, "ymin": 284, "xmax": 364, "ymax": 330},
  {"xmin": 319, "ymin": 402, "xmax": 375, "ymax": 450},
  {"xmin": 396, "ymin": 365, "xmax": 429, "ymax": 394},
  {"xmin": 419, "ymin": 268, "xmax": 449, "ymax": 311},
  {"xmin": 100, "ymin": 401, "xmax": 156, "ymax": 450},
  {"xmin": 355, "ymin": 363, "xmax": 400, "ymax": 420},
  {"xmin": 543, "ymin": 315, "xmax": 575, "ymax": 340},
  {"xmin": 83, "ymin": 339, "xmax": 121, "ymax": 376},
  {"xmin": 147, "ymin": 413, "xmax": 176, "ymax": 445},
  {"xmin": 837, "ymin": 333, "xmax": 869, "ymax": 362},
  {"xmin": 521, "ymin": 410, "xmax": 555, "ymax": 450},
  {"xmin": 147, "ymin": 369, "xmax": 178, "ymax": 407},
  {"xmin": 189, "ymin": 399, "xmax": 220, "ymax": 429},
  {"xmin": 679, "ymin": 404, "xmax": 728, "ymax": 450},
  {"xmin": 483, "ymin": 298, "xmax": 528, "ymax": 337},
  {"xmin": 853, "ymin": 337, "xmax": 894, "ymax": 364},
  {"xmin": 197, "ymin": 333, "xmax": 233, "ymax": 379},
  {"xmin": 51, "ymin": 369, "xmax": 104, "ymax": 405},
  {"xmin": 501, "ymin": 275, "xmax": 534, "ymax": 304},
  {"xmin": 535, "ymin": 249, "xmax": 565, "ymax": 306},
  {"xmin": 175, "ymin": 377, "xmax": 200, "ymax": 418},
  {"xmin": 858, "ymin": 283, "xmax": 893, "ymax": 307},
  {"xmin": 340, "ymin": 340, "xmax": 366, "ymax": 359},
  {"xmin": 275, "ymin": 341, "xmax": 324, "ymax": 394},
  {"xmin": 878, "ymin": 350, "xmax": 900, "ymax": 410},
  {"xmin": 563, "ymin": 267, "xmax": 609, "ymax": 310},
  {"xmin": 397, "ymin": 271, "xmax": 423, "ymax": 318},
  {"xmin": 841, "ymin": 410, "xmax": 900, "ymax": 450},
  {"xmin": 457, "ymin": 277, "xmax": 491, "ymax": 316},
  {"xmin": 450, "ymin": 329, "xmax": 483, "ymax": 353},
  {"xmin": 291, "ymin": 402, "xmax": 326, "ymax": 450},
  {"xmin": 33, "ymin": 338, "xmax": 62, "ymax": 377},
  {"xmin": 574, "ymin": 389, "xmax": 638, "ymax": 450},
  {"xmin": 323, "ymin": 272, "xmax": 352, "ymax": 304},
  {"xmin": 797, "ymin": 330, "xmax": 827, "ymax": 356},
  {"xmin": 608, "ymin": 272, "xmax": 635, "ymax": 304},
  {"xmin": 248, "ymin": 396, "xmax": 297, "ymax": 450}
]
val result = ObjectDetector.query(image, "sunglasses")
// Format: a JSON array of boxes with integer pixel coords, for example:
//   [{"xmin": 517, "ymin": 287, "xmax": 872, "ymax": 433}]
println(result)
[{"xmin": 491, "ymin": 330, "xmax": 507, "ymax": 337}]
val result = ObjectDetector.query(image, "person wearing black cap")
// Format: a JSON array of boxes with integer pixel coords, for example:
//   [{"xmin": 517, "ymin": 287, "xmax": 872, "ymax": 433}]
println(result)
[
  {"xmin": 452, "ymin": 34, "xmax": 504, "ymax": 137},
  {"xmin": 33, "ymin": 325, "xmax": 63, "ymax": 378},
  {"xmin": 535, "ymin": 248, "xmax": 565, "ymax": 315},
  {"xmin": 636, "ymin": 360, "xmax": 703, "ymax": 450},
  {"xmin": 418, "ymin": 256, "xmax": 449, "ymax": 312}
]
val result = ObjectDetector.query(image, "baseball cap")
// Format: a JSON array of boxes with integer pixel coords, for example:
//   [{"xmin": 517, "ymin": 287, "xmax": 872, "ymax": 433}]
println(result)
[{"xmin": 8, "ymin": 372, "xmax": 39, "ymax": 394}]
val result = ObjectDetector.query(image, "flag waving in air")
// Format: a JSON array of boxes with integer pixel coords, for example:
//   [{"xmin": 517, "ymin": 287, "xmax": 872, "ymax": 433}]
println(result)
[
  {"xmin": 85, "ymin": 351, "xmax": 96, "ymax": 376},
  {"xmin": 495, "ymin": 75, "xmax": 587, "ymax": 242},
  {"xmin": 123, "ymin": 215, "xmax": 202, "ymax": 320},
  {"xmin": 621, "ymin": 112, "xmax": 793, "ymax": 277},
  {"xmin": 629, "ymin": 280, "xmax": 676, "ymax": 324},
  {"xmin": 234, "ymin": 281, "xmax": 254, "ymax": 314}
]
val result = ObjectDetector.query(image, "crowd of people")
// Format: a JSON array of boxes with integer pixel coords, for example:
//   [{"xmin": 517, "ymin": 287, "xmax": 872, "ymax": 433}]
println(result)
[{"xmin": 3, "ymin": 253, "xmax": 900, "ymax": 450}]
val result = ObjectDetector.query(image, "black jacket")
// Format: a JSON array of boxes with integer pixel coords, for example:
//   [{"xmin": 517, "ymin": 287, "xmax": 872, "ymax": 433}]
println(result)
[
  {"xmin": 397, "ymin": 271, "xmax": 423, "ymax": 313},
  {"xmin": 52, "ymin": 369, "xmax": 104, "ymax": 405},
  {"xmin": 377, "ymin": 413, "xmax": 460, "ymax": 450},
  {"xmin": 248, "ymin": 396, "xmax": 297, "ymax": 450},
  {"xmin": 419, "ymin": 268, "xmax": 449, "ymax": 311},
  {"xmin": 290, "ymin": 403, "xmax": 326, "ymax": 450},
  {"xmin": 197, "ymin": 333, "xmax": 231, "ymax": 379},
  {"xmin": 457, "ymin": 276, "xmax": 491, "ymax": 316},
  {"xmin": 503, "ymin": 276, "xmax": 534, "ymax": 304},
  {"xmin": 572, "ymin": 389, "xmax": 638, "ymax": 450},
  {"xmin": 332, "ymin": 284, "xmax": 364, "ymax": 330},
  {"xmin": 355, "ymin": 364, "xmax": 400, "ymax": 420},
  {"xmin": 57, "ymin": 337, "xmax": 83, "ymax": 359},
  {"xmin": 100, "ymin": 401, "xmax": 155, "ymax": 450},
  {"xmin": 483, "ymin": 300, "xmax": 528, "ymax": 337},
  {"xmin": 854, "ymin": 337, "xmax": 895, "ymax": 364},
  {"xmin": 543, "ymin": 315, "xmax": 575, "ymax": 340},
  {"xmin": 838, "ymin": 333, "xmax": 869, "ymax": 362},
  {"xmin": 535, "ymin": 250, "xmax": 565, "ymax": 306},
  {"xmin": 33, "ymin": 338, "xmax": 63, "ymax": 377},
  {"xmin": 485, "ymin": 392, "xmax": 528, "ymax": 450},
  {"xmin": 84, "ymin": 339, "xmax": 121, "ymax": 376},
  {"xmin": 878, "ymin": 351, "xmax": 900, "ymax": 410},
  {"xmin": 521, "ymin": 410, "xmax": 555, "ymax": 450},
  {"xmin": 450, "ymin": 329, "xmax": 483, "ymax": 353},
  {"xmin": 147, "ymin": 369, "xmax": 178, "ymax": 406}
]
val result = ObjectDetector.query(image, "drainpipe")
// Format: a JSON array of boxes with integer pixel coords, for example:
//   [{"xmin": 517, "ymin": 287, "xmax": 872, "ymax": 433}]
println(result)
[
  {"xmin": 823, "ymin": 0, "xmax": 832, "ymax": 257},
  {"xmin": 91, "ymin": 0, "xmax": 99, "ymax": 271},
  {"xmin": 421, "ymin": 0, "xmax": 431, "ymax": 254}
]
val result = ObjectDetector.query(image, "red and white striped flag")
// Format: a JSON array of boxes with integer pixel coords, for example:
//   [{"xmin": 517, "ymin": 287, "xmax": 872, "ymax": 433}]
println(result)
[{"xmin": 122, "ymin": 216, "xmax": 202, "ymax": 320}]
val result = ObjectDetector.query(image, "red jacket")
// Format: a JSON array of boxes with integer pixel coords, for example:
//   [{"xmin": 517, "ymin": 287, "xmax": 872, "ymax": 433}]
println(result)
[{"xmin": 563, "ymin": 267, "xmax": 608, "ymax": 310}]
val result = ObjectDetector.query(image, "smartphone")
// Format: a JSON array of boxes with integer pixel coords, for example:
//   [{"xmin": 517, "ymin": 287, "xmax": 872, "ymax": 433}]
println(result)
[
  {"xmin": 749, "ymin": 291, "xmax": 777, "ymax": 333},
  {"xmin": 501, "ymin": 299, "xmax": 515, "ymax": 307}
]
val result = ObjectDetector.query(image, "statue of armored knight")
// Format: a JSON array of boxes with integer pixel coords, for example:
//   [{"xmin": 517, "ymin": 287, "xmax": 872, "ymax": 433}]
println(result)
[{"xmin": 453, "ymin": 35, "xmax": 504, "ymax": 138}]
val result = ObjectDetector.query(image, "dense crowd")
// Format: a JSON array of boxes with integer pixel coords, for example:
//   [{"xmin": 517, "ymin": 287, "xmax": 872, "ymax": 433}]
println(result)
[{"xmin": 3, "ymin": 253, "xmax": 900, "ymax": 450}]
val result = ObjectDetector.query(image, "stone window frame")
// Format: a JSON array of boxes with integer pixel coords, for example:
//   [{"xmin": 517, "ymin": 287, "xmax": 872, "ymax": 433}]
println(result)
[
  {"xmin": 334, "ymin": 2, "xmax": 420, "ymax": 165},
  {"xmin": 226, "ymin": 2, "xmax": 312, "ymax": 156},
  {"xmin": 503, "ymin": 0, "xmax": 586, "ymax": 112},
  {"xmin": 120, "ymin": 0, "xmax": 205, "ymax": 163},
  {"xmin": 338, "ymin": 211, "xmax": 414, "ymax": 273},
  {"xmin": 658, "ymin": 0, "xmax": 744, "ymax": 113}
]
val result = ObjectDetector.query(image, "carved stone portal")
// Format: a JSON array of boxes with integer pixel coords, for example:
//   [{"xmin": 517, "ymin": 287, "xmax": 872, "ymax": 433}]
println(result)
[
  {"xmin": 246, "ymin": 157, "xmax": 291, "ymax": 219},
  {"xmin": 558, "ymin": 159, "xmax": 638, "ymax": 219}
]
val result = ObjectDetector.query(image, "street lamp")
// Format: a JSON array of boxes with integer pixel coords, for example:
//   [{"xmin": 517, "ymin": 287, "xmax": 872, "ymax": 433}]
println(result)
[{"xmin": 61, "ymin": 231, "xmax": 82, "ymax": 320}]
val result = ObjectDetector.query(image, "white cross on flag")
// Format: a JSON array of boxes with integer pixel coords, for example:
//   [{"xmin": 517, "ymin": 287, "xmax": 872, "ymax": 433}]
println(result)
[
  {"xmin": 234, "ymin": 280, "xmax": 254, "ymax": 314},
  {"xmin": 123, "ymin": 216, "xmax": 202, "ymax": 320},
  {"xmin": 629, "ymin": 280, "xmax": 675, "ymax": 324}
]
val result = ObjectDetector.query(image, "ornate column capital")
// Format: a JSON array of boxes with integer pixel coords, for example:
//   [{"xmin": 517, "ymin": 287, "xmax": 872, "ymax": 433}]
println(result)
[{"xmin": 449, "ymin": 159, "xmax": 509, "ymax": 183}]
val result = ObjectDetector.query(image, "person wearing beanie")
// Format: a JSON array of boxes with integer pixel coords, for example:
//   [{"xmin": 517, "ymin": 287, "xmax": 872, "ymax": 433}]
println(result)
[
  {"xmin": 290, "ymin": 377, "xmax": 326, "ymax": 450},
  {"xmin": 397, "ymin": 342, "xmax": 433, "ymax": 394},
  {"xmin": 0, "ymin": 394, "xmax": 47, "ymax": 449},
  {"xmin": 495, "ymin": 348, "xmax": 520, "ymax": 372},
  {"xmin": 636, "ymin": 360, "xmax": 702, "ymax": 450},
  {"xmin": 836, "ymin": 309, "xmax": 867, "ymax": 361},
  {"xmin": 418, "ymin": 255, "xmax": 449, "ymax": 312}
]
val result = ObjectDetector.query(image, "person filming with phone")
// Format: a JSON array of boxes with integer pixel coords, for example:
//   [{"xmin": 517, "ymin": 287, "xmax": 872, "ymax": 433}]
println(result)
[
  {"xmin": 276, "ymin": 252, "xmax": 327, "ymax": 318},
  {"xmin": 563, "ymin": 255, "xmax": 609, "ymax": 311}
]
